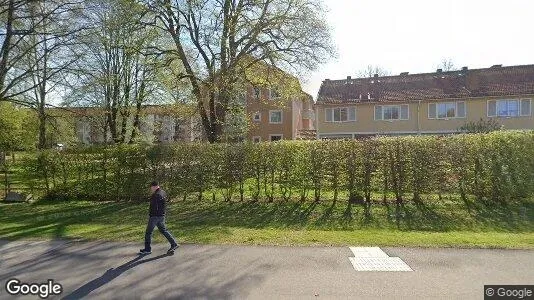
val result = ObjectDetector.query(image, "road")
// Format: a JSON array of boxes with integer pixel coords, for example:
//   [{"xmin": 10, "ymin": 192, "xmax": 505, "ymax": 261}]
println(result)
[{"xmin": 1, "ymin": 240, "xmax": 533, "ymax": 299}]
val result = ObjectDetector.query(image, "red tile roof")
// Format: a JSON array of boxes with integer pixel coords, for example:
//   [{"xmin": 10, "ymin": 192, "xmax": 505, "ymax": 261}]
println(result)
[{"xmin": 317, "ymin": 64, "xmax": 534, "ymax": 104}]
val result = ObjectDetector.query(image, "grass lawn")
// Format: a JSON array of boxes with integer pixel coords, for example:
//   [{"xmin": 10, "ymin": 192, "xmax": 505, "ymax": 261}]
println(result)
[{"xmin": 1, "ymin": 196, "xmax": 533, "ymax": 249}]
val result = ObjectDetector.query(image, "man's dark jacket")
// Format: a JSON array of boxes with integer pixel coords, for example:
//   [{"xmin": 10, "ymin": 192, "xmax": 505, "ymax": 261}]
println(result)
[{"xmin": 149, "ymin": 188, "xmax": 167, "ymax": 217}]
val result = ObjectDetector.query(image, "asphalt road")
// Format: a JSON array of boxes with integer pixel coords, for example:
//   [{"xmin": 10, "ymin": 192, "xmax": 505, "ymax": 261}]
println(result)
[{"xmin": 1, "ymin": 240, "xmax": 533, "ymax": 299}]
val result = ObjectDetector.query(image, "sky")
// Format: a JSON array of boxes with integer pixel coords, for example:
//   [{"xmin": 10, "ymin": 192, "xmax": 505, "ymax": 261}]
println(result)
[{"xmin": 301, "ymin": 0, "xmax": 534, "ymax": 99}]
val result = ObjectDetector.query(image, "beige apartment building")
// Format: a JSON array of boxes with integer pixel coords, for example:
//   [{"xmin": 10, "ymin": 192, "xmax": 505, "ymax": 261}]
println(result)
[{"xmin": 315, "ymin": 64, "xmax": 534, "ymax": 139}]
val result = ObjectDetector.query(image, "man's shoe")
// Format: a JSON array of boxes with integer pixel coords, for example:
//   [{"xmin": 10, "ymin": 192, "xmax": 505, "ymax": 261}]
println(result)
[
  {"xmin": 139, "ymin": 249, "xmax": 152, "ymax": 255},
  {"xmin": 167, "ymin": 244, "xmax": 179, "ymax": 255}
]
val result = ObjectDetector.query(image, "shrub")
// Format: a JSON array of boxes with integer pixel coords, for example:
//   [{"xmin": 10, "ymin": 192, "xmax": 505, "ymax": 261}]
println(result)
[{"xmin": 24, "ymin": 131, "xmax": 534, "ymax": 203}]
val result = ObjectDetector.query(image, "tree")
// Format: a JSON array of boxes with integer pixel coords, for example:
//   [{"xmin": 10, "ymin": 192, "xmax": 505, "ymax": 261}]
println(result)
[
  {"xmin": 0, "ymin": 102, "xmax": 36, "ymax": 152},
  {"xmin": 67, "ymin": 0, "xmax": 165, "ymax": 144},
  {"xmin": 0, "ymin": 0, "xmax": 40, "ymax": 104},
  {"xmin": 1, "ymin": 1, "xmax": 72, "ymax": 103},
  {"xmin": 437, "ymin": 58, "xmax": 456, "ymax": 71},
  {"xmin": 357, "ymin": 65, "xmax": 390, "ymax": 78},
  {"xmin": 18, "ymin": 0, "xmax": 85, "ymax": 149},
  {"xmin": 1, "ymin": 1, "xmax": 86, "ymax": 148},
  {"xmin": 144, "ymin": 0, "xmax": 335, "ymax": 143}
]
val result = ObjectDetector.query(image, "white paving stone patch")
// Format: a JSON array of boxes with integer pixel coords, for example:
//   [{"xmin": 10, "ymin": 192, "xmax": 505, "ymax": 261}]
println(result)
[
  {"xmin": 348, "ymin": 247, "xmax": 413, "ymax": 272},
  {"xmin": 349, "ymin": 246, "xmax": 389, "ymax": 258}
]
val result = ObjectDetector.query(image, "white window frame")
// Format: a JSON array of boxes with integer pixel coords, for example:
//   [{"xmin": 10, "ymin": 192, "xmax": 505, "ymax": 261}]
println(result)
[
  {"xmin": 253, "ymin": 112, "xmax": 261, "ymax": 122},
  {"xmin": 428, "ymin": 102, "xmax": 466, "ymax": 119},
  {"xmin": 253, "ymin": 136, "xmax": 261, "ymax": 143},
  {"xmin": 324, "ymin": 107, "xmax": 357, "ymax": 123},
  {"xmin": 269, "ymin": 110, "xmax": 283, "ymax": 124},
  {"xmin": 269, "ymin": 134, "xmax": 283, "ymax": 142},
  {"xmin": 487, "ymin": 99, "xmax": 521, "ymax": 117},
  {"xmin": 374, "ymin": 104, "xmax": 409, "ymax": 121}
]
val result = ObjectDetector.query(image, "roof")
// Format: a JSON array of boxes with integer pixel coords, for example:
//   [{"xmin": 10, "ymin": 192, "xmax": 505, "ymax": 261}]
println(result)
[{"xmin": 316, "ymin": 64, "xmax": 534, "ymax": 104}]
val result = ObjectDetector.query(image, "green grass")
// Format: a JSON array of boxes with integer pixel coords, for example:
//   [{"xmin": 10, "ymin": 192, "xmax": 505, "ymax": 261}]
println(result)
[{"xmin": 1, "ymin": 196, "xmax": 533, "ymax": 249}]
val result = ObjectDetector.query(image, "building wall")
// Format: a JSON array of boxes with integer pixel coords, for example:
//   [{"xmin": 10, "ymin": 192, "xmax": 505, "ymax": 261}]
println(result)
[
  {"xmin": 245, "ymin": 86, "xmax": 316, "ymax": 142},
  {"xmin": 246, "ymin": 87, "xmax": 294, "ymax": 142},
  {"xmin": 317, "ymin": 95, "xmax": 534, "ymax": 138},
  {"xmin": 74, "ymin": 113, "xmax": 204, "ymax": 144}
]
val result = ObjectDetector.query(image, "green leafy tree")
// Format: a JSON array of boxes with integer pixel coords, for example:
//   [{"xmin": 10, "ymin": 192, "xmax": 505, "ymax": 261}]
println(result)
[
  {"xmin": 67, "ymin": 0, "xmax": 167, "ymax": 144},
  {"xmin": 145, "ymin": 0, "xmax": 335, "ymax": 143},
  {"xmin": 0, "ymin": 102, "xmax": 36, "ymax": 151}
]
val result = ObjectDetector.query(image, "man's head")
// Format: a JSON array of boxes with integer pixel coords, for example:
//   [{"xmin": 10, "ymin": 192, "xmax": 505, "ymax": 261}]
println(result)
[{"xmin": 150, "ymin": 181, "xmax": 160, "ymax": 193}]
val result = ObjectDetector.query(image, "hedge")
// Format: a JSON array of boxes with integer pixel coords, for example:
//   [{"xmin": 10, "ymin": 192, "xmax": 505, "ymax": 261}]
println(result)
[{"xmin": 24, "ymin": 131, "xmax": 534, "ymax": 203}]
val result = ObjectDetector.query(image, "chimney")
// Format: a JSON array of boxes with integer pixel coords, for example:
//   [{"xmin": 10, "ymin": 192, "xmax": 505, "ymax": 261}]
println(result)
[
  {"xmin": 374, "ymin": 74, "xmax": 379, "ymax": 78},
  {"xmin": 347, "ymin": 76, "xmax": 352, "ymax": 80},
  {"xmin": 462, "ymin": 66, "xmax": 468, "ymax": 71},
  {"xmin": 437, "ymin": 68, "xmax": 443, "ymax": 73}
]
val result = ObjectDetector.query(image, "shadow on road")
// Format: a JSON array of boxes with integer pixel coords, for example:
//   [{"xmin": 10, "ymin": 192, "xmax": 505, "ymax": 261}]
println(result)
[{"xmin": 61, "ymin": 253, "xmax": 169, "ymax": 300}]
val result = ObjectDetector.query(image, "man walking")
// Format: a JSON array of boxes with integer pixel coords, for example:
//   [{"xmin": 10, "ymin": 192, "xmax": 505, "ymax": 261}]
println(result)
[{"xmin": 140, "ymin": 181, "xmax": 179, "ymax": 255}]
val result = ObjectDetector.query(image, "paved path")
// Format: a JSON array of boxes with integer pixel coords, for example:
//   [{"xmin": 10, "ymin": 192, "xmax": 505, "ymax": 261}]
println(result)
[{"xmin": 1, "ymin": 240, "xmax": 533, "ymax": 299}]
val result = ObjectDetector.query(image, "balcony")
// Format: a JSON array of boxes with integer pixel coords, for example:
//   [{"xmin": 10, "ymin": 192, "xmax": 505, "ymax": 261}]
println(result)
[{"xmin": 302, "ymin": 109, "xmax": 315, "ymax": 120}]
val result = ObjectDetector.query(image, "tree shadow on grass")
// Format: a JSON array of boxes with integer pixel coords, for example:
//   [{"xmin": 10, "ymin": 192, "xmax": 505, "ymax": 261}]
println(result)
[
  {"xmin": 468, "ymin": 200, "xmax": 534, "ymax": 232},
  {"xmin": 314, "ymin": 200, "xmax": 337, "ymax": 226},
  {"xmin": 176, "ymin": 200, "xmax": 321, "ymax": 229},
  {"xmin": 399, "ymin": 200, "xmax": 452, "ymax": 231}
]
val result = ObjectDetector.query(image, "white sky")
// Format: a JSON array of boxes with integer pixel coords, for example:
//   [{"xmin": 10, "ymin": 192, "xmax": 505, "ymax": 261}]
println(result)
[{"xmin": 301, "ymin": 0, "xmax": 534, "ymax": 99}]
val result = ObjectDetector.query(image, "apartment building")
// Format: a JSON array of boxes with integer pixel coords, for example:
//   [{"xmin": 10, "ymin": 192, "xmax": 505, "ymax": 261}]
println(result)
[
  {"xmin": 315, "ymin": 64, "xmax": 534, "ymax": 139},
  {"xmin": 246, "ymin": 86, "xmax": 315, "ymax": 142},
  {"xmin": 70, "ymin": 105, "xmax": 204, "ymax": 145}
]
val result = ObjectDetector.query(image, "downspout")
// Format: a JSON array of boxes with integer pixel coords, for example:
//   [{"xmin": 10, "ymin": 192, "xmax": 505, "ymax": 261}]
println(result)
[
  {"xmin": 291, "ymin": 99, "xmax": 296, "ymax": 140},
  {"xmin": 417, "ymin": 100, "xmax": 421, "ymax": 135},
  {"xmin": 315, "ymin": 104, "xmax": 319, "ymax": 140}
]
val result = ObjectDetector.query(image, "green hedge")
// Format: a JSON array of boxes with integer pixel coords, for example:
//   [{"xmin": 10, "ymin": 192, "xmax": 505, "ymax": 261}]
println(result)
[{"xmin": 25, "ymin": 131, "xmax": 534, "ymax": 203}]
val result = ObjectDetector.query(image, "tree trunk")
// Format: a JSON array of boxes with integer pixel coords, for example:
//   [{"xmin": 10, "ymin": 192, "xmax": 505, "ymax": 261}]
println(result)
[
  {"xmin": 38, "ymin": 105, "xmax": 47, "ymax": 149},
  {"xmin": 130, "ymin": 103, "xmax": 142, "ymax": 143},
  {"xmin": 0, "ymin": 0, "xmax": 15, "ymax": 95}
]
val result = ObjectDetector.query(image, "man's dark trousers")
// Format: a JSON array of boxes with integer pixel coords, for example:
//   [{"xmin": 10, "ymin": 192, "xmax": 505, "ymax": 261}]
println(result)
[{"xmin": 144, "ymin": 216, "xmax": 177, "ymax": 251}]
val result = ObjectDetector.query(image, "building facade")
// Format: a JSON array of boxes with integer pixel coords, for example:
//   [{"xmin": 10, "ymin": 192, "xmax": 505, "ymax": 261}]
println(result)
[
  {"xmin": 315, "ymin": 64, "xmax": 534, "ymax": 139},
  {"xmin": 67, "ymin": 84, "xmax": 315, "ymax": 145},
  {"xmin": 246, "ymin": 86, "xmax": 315, "ymax": 142},
  {"xmin": 71, "ymin": 105, "xmax": 204, "ymax": 145}
]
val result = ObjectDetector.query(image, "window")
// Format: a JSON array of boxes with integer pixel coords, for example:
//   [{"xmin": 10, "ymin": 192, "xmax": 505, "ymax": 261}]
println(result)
[
  {"xmin": 270, "ymin": 134, "xmax": 283, "ymax": 142},
  {"xmin": 521, "ymin": 99, "xmax": 532, "ymax": 116},
  {"xmin": 253, "ymin": 87, "xmax": 261, "ymax": 99},
  {"xmin": 374, "ymin": 104, "xmax": 409, "ymax": 120},
  {"xmin": 253, "ymin": 136, "xmax": 261, "ymax": 143},
  {"xmin": 428, "ymin": 102, "xmax": 466, "ymax": 119},
  {"xmin": 269, "ymin": 89, "xmax": 281, "ymax": 100},
  {"xmin": 269, "ymin": 110, "xmax": 283, "ymax": 123},
  {"xmin": 253, "ymin": 112, "xmax": 261, "ymax": 122},
  {"xmin": 325, "ymin": 107, "xmax": 356, "ymax": 122},
  {"xmin": 488, "ymin": 99, "xmax": 526, "ymax": 117}
]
